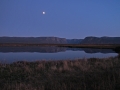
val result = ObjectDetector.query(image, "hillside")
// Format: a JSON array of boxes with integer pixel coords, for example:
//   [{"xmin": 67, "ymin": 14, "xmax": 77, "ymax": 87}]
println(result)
[
  {"xmin": 0, "ymin": 36, "xmax": 120, "ymax": 44},
  {"xmin": 80, "ymin": 36, "xmax": 120, "ymax": 44},
  {"xmin": 67, "ymin": 39, "xmax": 83, "ymax": 44},
  {"xmin": 0, "ymin": 37, "xmax": 83, "ymax": 44},
  {"xmin": 0, "ymin": 37, "xmax": 67, "ymax": 44}
]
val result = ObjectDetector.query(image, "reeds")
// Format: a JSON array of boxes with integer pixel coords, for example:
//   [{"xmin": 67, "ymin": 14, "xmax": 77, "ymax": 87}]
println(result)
[{"xmin": 0, "ymin": 57, "xmax": 120, "ymax": 90}]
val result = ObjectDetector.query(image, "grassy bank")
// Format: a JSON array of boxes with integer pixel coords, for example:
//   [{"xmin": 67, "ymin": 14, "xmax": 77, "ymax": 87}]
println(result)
[
  {"xmin": 0, "ymin": 57, "xmax": 120, "ymax": 90},
  {"xmin": 0, "ymin": 43, "xmax": 120, "ymax": 49}
]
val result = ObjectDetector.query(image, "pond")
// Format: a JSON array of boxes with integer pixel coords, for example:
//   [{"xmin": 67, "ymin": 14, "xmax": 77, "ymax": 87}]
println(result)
[{"xmin": 0, "ymin": 46, "xmax": 118, "ymax": 63}]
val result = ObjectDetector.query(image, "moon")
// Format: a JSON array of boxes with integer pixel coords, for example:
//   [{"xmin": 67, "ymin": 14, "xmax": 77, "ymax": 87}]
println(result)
[{"xmin": 42, "ymin": 12, "xmax": 45, "ymax": 14}]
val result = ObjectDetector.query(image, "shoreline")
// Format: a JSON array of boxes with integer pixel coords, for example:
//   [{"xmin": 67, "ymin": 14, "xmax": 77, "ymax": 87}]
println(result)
[{"xmin": 0, "ymin": 43, "xmax": 120, "ymax": 49}]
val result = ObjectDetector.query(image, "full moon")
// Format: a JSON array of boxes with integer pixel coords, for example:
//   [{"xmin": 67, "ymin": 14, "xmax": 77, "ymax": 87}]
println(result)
[{"xmin": 42, "ymin": 12, "xmax": 45, "ymax": 14}]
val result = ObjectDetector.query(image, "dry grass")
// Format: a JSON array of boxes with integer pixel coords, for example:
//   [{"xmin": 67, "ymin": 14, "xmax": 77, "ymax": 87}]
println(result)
[{"xmin": 0, "ymin": 56, "xmax": 120, "ymax": 90}]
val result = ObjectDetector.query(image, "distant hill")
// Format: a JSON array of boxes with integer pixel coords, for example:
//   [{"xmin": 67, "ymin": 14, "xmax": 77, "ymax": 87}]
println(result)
[
  {"xmin": 0, "ymin": 37, "xmax": 67, "ymax": 44},
  {"xmin": 0, "ymin": 37, "xmax": 83, "ymax": 44},
  {"xmin": 67, "ymin": 39, "xmax": 83, "ymax": 44},
  {"xmin": 0, "ymin": 36, "xmax": 120, "ymax": 44},
  {"xmin": 80, "ymin": 36, "xmax": 120, "ymax": 44}
]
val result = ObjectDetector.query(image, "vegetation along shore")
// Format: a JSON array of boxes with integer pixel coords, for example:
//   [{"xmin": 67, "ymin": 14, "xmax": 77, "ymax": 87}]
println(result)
[
  {"xmin": 0, "ymin": 56, "xmax": 120, "ymax": 90},
  {"xmin": 0, "ymin": 43, "xmax": 120, "ymax": 49}
]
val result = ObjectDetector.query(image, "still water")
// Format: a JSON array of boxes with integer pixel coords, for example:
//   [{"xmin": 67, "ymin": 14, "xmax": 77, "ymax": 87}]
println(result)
[{"xmin": 0, "ymin": 46, "xmax": 118, "ymax": 63}]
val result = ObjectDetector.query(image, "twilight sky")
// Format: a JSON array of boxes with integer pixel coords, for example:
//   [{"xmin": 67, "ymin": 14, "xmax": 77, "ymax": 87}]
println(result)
[{"xmin": 0, "ymin": 0, "xmax": 120, "ymax": 39}]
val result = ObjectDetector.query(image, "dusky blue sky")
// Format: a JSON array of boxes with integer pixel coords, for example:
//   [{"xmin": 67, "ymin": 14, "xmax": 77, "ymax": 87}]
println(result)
[{"xmin": 0, "ymin": 0, "xmax": 120, "ymax": 39}]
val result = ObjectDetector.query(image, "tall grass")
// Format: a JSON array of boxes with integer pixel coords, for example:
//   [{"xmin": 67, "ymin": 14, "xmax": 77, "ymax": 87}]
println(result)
[{"xmin": 0, "ymin": 56, "xmax": 120, "ymax": 90}]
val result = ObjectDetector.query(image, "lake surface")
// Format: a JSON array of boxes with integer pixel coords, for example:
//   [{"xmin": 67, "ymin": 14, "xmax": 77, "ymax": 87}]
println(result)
[{"xmin": 0, "ymin": 46, "xmax": 118, "ymax": 63}]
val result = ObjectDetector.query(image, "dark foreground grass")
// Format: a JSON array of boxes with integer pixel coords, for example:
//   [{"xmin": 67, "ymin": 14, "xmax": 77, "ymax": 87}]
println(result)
[{"xmin": 0, "ymin": 57, "xmax": 120, "ymax": 90}]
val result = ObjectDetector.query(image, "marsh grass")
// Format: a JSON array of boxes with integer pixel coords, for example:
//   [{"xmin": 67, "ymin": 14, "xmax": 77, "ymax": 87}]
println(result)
[{"xmin": 0, "ymin": 57, "xmax": 120, "ymax": 90}]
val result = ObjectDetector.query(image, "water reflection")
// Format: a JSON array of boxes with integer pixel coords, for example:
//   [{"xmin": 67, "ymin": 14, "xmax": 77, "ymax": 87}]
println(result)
[
  {"xmin": 0, "ymin": 46, "xmax": 117, "ymax": 53},
  {"xmin": 0, "ymin": 46, "xmax": 118, "ymax": 63}
]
